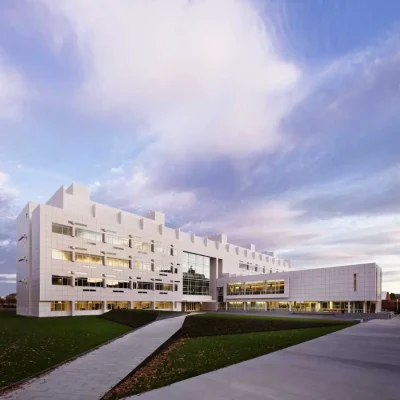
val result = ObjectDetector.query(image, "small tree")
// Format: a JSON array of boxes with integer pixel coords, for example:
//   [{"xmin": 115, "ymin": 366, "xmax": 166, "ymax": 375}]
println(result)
[
  {"xmin": 5, "ymin": 293, "xmax": 16, "ymax": 306},
  {"xmin": 390, "ymin": 292, "xmax": 397, "ymax": 300}
]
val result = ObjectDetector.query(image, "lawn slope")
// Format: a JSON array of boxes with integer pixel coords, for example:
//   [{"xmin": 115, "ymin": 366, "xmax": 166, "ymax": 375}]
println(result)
[{"xmin": 0, "ymin": 311, "xmax": 130, "ymax": 389}]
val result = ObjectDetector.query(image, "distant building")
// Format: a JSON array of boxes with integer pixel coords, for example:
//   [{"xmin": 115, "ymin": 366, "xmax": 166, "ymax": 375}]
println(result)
[{"xmin": 16, "ymin": 183, "xmax": 382, "ymax": 317}]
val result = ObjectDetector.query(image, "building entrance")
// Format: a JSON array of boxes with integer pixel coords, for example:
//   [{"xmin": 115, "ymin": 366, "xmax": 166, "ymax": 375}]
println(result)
[{"xmin": 183, "ymin": 302, "xmax": 201, "ymax": 312}]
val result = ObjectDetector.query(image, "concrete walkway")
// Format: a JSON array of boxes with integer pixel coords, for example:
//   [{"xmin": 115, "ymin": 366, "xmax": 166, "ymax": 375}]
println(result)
[
  {"xmin": 132, "ymin": 316, "xmax": 400, "ymax": 400},
  {"xmin": 2, "ymin": 315, "xmax": 186, "ymax": 400}
]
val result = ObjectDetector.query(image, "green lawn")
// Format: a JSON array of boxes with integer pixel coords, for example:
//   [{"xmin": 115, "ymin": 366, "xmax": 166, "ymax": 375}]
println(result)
[
  {"xmin": 182, "ymin": 313, "xmax": 354, "ymax": 337},
  {"xmin": 0, "ymin": 311, "xmax": 131, "ymax": 390},
  {"xmin": 99, "ymin": 309, "xmax": 183, "ymax": 328},
  {"xmin": 99, "ymin": 309, "xmax": 159, "ymax": 328},
  {"xmin": 106, "ymin": 325, "xmax": 347, "ymax": 398}
]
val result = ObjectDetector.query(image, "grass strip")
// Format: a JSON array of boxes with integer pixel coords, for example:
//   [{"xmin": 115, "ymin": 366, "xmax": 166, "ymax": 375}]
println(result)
[
  {"xmin": 182, "ymin": 313, "xmax": 355, "ymax": 337},
  {"xmin": 106, "ymin": 324, "xmax": 347, "ymax": 398}
]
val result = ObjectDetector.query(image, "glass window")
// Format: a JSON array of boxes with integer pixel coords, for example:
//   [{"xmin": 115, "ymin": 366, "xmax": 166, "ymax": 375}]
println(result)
[
  {"xmin": 154, "ymin": 263, "xmax": 173, "ymax": 273},
  {"xmin": 106, "ymin": 235, "xmax": 129, "ymax": 247},
  {"xmin": 354, "ymin": 273, "xmax": 357, "ymax": 292},
  {"xmin": 52, "ymin": 249, "xmax": 72, "ymax": 261},
  {"xmin": 227, "ymin": 280, "xmax": 285, "ymax": 295},
  {"xmin": 75, "ymin": 301, "xmax": 102, "ymax": 311},
  {"xmin": 155, "ymin": 283, "xmax": 173, "ymax": 291},
  {"xmin": 155, "ymin": 301, "xmax": 172, "ymax": 310},
  {"xmin": 76, "ymin": 277, "xmax": 88, "ymax": 287},
  {"xmin": 107, "ymin": 301, "xmax": 129, "ymax": 310},
  {"xmin": 142, "ymin": 262, "xmax": 152, "ymax": 272},
  {"xmin": 52, "ymin": 223, "xmax": 72, "ymax": 236},
  {"xmin": 153, "ymin": 241, "xmax": 164, "ymax": 253},
  {"xmin": 51, "ymin": 301, "xmax": 70, "ymax": 311},
  {"xmin": 106, "ymin": 280, "xmax": 129, "ymax": 289},
  {"xmin": 107, "ymin": 257, "xmax": 129, "ymax": 268},
  {"xmin": 137, "ymin": 281, "xmax": 153, "ymax": 290},
  {"xmin": 52, "ymin": 275, "xmax": 71, "ymax": 286},
  {"xmin": 88, "ymin": 278, "xmax": 103, "ymax": 287},
  {"xmin": 133, "ymin": 301, "xmax": 152, "ymax": 310},
  {"xmin": 133, "ymin": 237, "xmax": 151, "ymax": 251},
  {"xmin": 133, "ymin": 261, "xmax": 142, "ymax": 270},
  {"xmin": 183, "ymin": 251, "xmax": 210, "ymax": 296},
  {"xmin": 76, "ymin": 253, "xmax": 103, "ymax": 264},
  {"xmin": 75, "ymin": 228, "xmax": 103, "ymax": 242}
]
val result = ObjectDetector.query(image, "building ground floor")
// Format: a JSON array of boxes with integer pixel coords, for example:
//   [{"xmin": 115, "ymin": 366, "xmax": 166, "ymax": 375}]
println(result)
[
  {"xmin": 219, "ymin": 300, "xmax": 380, "ymax": 313},
  {"xmin": 27, "ymin": 299, "xmax": 217, "ymax": 317},
  {"xmin": 35, "ymin": 298, "xmax": 380, "ymax": 317}
]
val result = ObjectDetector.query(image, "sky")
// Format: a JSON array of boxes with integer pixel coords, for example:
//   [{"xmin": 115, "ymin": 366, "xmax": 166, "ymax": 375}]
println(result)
[{"xmin": 0, "ymin": 0, "xmax": 400, "ymax": 295}]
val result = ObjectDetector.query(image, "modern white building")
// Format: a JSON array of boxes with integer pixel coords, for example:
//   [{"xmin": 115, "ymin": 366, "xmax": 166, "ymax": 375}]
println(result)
[{"xmin": 16, "ymin": 183, "xmax": 382, "ymax": 317}]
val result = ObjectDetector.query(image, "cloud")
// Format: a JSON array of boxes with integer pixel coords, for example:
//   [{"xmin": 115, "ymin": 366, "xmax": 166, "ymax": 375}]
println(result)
[
  {"xmin": 294, "ymin": 164, "xmax": 400, "ymax": 219},
  {"xmin": 38, "ymin": 0, "xmax": 300, "ymax": 158},
  {"xmin": 0, "ymin": 50, "xmax": 27, "ymax": 119},
  {"xmin": 0, "ymin": 273, "xmax": 16, "ymax": 280},
  {"xmin": 25, "ymin": 1, "xmax": 400, "ymax": 292},
  {"xmin": 92, "ymin": 167, "xmax": 197, "ymax": 217}
]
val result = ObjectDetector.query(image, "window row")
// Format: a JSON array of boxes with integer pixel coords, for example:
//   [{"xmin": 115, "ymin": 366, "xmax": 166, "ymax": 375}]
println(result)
[
  {"xmin": 52, "ymin": 224, "xmax": 178, "ymax": 255},
  {"xmin": 51, "ymin": 275, "xmax": 177, "ymax": 291},
  {"xmin": 51, "ymin": 301, "xmax": 174, "ymax": 311},
  {"xmin": 227, "ymin": 280, "xmax": 285, "ymax": 296},
  {"xmin": 51, "ymin": 250, "xmax": 177, "ymax": 273}
]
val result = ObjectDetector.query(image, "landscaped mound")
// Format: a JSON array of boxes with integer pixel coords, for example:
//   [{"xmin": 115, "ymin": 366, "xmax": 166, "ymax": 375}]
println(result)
[
  {"xmin": 181, "ymin": 313, "xmax": 354, "ymax": 337},
  {"xmin": 99, "ymin": 309, "xmax": 159, "ymax": 329}
]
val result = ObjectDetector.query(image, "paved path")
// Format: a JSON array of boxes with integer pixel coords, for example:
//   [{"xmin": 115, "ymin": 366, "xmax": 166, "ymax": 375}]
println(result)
[
  {"xmin": 132, "ymin": 316, "xmax": 400, "ymax": 400},
  {"xmin": 2, "ymin": 315, "xmax": 186, "ymax": 400}
]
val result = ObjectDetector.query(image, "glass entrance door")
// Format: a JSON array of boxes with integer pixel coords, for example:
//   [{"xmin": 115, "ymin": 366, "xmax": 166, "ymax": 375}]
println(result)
[{"xmin": 184, "ymin": 302, "xmax": 199, "ymax": 312}]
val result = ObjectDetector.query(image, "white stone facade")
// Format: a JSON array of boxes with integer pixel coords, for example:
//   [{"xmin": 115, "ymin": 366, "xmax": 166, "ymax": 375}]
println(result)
[
  {"xmin": 218, "ymin": 263, "xmax": 382, "ymax": 313},
  {"xmin": 16, "ymin": 183, "xmax": 291, "ymax": 317}
]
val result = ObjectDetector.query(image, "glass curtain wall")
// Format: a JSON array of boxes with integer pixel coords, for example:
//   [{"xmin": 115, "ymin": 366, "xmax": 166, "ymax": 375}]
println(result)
[
  {"xmin": 227, "ymin": 280, "xmax": 285, "ymax": 296},
  {"xmin": 182, "ymin": 252, "xmax": 210, "ymax": 295}
]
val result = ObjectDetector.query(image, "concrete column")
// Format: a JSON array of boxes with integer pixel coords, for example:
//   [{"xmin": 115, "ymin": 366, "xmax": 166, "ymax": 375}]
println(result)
[
  {"xmin": 129, "ymin": 280, "xmax": 133, "ymax": 290},
  {"xmin": 347, "ymin": 302, "xmax": 351, "ymax": 313},
  {"xmin": 315, "ymin": 303, "xmax": 320, "ymax": 312},
  {"xmin": 289, "ymin": 302, "xmax": 292, "ymax": 312},
  {"xmin": 71, "ymin": 301, "xmax": 75, "ymax": 316},
  {"xmin": 151, "ymin": 302, "xmax": 155, "ymax": 310},
  {"xmin": 102, "ymin": 301, "xmax": 107, "ymax": 313},
  {"xmin": 244, "ymin": 302, "xmax": 247, "ymax": 311},
  {"xmin": 103, "ymin": 278, "xmax": 106, "ymax": 288},
  {"xmin": 130, "ymin": 300, "xmax": 134, "ymax": 309},
  {"xmin": 329, "ymin": 301, "xmax": 333, "ymax": 310},
  {"xmin": 71, "ymin": 277, "xmax": 75, "ymax": 287},
  {"xmin": 225, "ymin": 302, "xmax": 228, "ymax": 311},
  {"xmin": 363, "ymin": 302, "xmax": 367, "ymax": 313},
  {"xmin": 71, "ymin": 250, "xmax": 75, "ymax": 262},
  {"xmin": 264, "ymin": 302, "xmax": 267, "ymax": 311}
]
